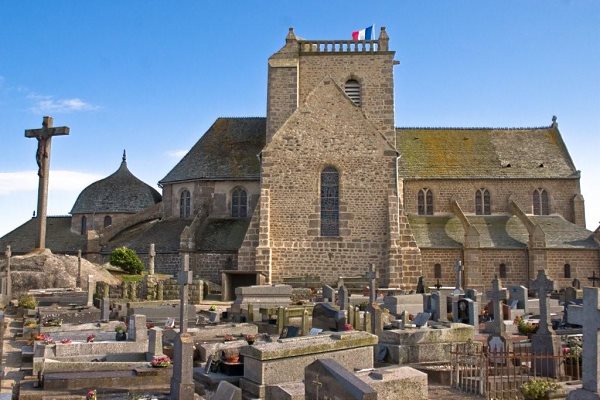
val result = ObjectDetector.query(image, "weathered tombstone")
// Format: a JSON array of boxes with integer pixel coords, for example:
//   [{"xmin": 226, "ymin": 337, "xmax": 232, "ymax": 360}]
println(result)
[
  {"xmin": 147, "ymin": 327, "xmax": 165, "ymax": 361},
  {"xmin": 413, "ymin": 312, "xmax": 431, "ymax": 328},
  {"xmin": 301, "ymin": 309, "xmax": 309, "ymax": 336},
  {"xmin": 213, "ymin": 380, "xmax": 242, "ymax": 400},
  {"xmin": 508, "ymin": 285, "xmax": 528, "ymax": 313},
  {"xmin": 571, "ymin": 278, "xmax": 581, "ymax": 290},
  {"xmin": 86, "ymin": 275, "xmax": 95, "ymax": 307},
  {"xmin": 157, "ymin": 280, "xmax": 164, "ymax": 301},
  {"xmin": 322, "ymin": 285, "xmax": 335, "ymax": 303},
  {"xmin": 564, "ymin": 286, "xmax": 583, "ymax": 304},
  {"xmin": 339, "ymin": 284, "xmax": 349, "ymax": 311},
  {"xmin": 100, "ymin": 298, "xmax": 110, "ymax": 321},
  {"xmin": 453, "ymin": 260, "xmax": 464, "ymax": 293},
  {"xmin": 416, "ymin": 276, "xmax": 425, "ymax": 294},
  {"xmin": 24, "ymin": 116, "xmax": 70, "ymax": 250},
  {"xmin": 280, "ymin": 326, "xmax": 300, "ymax": 339},
  {"xmin": 430, "ymin": 291, "xmax": 441, "ymax": 321},
  {"xmin": 305, "ymin": 359, "xmax": 377, "ymax": 400},
  {"xmin": 148, "ymin": 243, "xmax": 156, "ymax": 275},
  {"xmin": 456, "ymin": 298, "xmax": 479, "ymax": 333},
  {"xmin": 170, "ymin": 251, "xmax": 195, "ymax": 399},
  {"xmin": 566, "ymin": 287, "xmax": 600, "ymax": 399},
  {"xmin": 465, "ymin": 288, "xmax": 478, "ymax": 302},
  {"xmin": 312, "ymin": 303, "xmax": 346, "ymax": 332},
  {"xmin": 367, "ymin": 263, "xmax": 377, "ymax": 304},
  {"xmin": 76, "ymin": 249, "xmax": 82, "ymax": 288},
  {"xmin": 368, "ymin": 303, "xmax": 384, "ymax": 335},
  {"xmin": 530, "ymin": 270, "xmax": 561, "ymax": 378}
]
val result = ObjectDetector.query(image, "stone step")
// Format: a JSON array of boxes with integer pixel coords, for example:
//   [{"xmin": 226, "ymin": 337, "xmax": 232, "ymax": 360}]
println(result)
[{"xmin": 42, "ymin": 368, "xmax": 172, "ymax": 390}]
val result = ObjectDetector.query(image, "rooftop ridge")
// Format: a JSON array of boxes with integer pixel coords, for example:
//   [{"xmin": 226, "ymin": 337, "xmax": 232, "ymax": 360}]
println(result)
[
  {"xmin": 396, "ymin": 125, "xmax": 552, "ymax": 131},
  {"xmin": 216, "ymin": 116, "xmax": 265, "ymax": 120}
]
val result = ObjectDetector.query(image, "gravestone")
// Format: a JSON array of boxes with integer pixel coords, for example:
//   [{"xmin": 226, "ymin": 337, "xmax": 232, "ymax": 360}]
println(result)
[
  {"xmin": 416, "ymin": 276, "xmax": 425, "ymax": 294},
  {"xmin": 530, "ymin": 270, "xmax": 562, "ymax": 378},
  {"xmin": 339, "ymin": 284, "xmax": 349, "ymax": 311},
  {"xmin": 213, "ymin": 380, "xmax": 242, "ymax": 400},
  {"xmin": 453, "ymin": 260, "xmax": 464, "ymax": 293},
  {"xmin": 305, "ymin": 359, "xmax": 377, "ymax": 400},
  {"xmin": 566, "ymin": 287, "xmax": 600, "ymax": 399},
  {"xmin": 564, "ymin": 286, "xmax": 583, "ymax": 304},
  {"xmin": 413, "ymin": 312, "xmax": 431, "ymax": 328},
  {"xmin": 508, "ymin": 285, "xmax": 528, "ymax": 313},
  {"xmin": 86, "ymin": 275, "xmax": 95, "ymax": 307},
  {"xmin": 367, "ymin": 263, "xmax": 377, "ymax": 304},
  {"xmin": 280, "ymin": 325, "xmax": 300, "ymax": 339},
  {"xmin": 100, "ymin": 298, "xmax": 110, "ymax": 321},
  {"xmin": 456, "ymin": 298, "xmax": 479, "ymax": 333},
  {"xmin": 430, "ymin": 291, "xmax": 441, "ymax": 321},
  {"xmin": 322, "ymin": 285, "xmax": 335, "ymax": 303},
  {"xmin": 486, "ymin": 276, "xmax": 509, "ymax": 353},
  {"xmin": 571, "ymin": 278, "xmax": 581, "ymax": 290},
  {"xmin": 312, "ymin": 303, "xmax": 346, "ymax": 331},
  {"xmin": 147, "ymin": 327, "xmax": 165, "ymax": 361},
  {"xmin": 382, "ymin": 294, "xmax": 424, "ymax": 316},
  {"xmin": 76, "ymin": 250, "xmax": 82, "ymax": 288},
  {"xmin": 464, "ymin": 288, "xmax": 478, "ymax": 302}
]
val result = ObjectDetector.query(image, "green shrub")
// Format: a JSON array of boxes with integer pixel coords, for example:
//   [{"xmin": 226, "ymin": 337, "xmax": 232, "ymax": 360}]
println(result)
[
  {"xmin": 110, "ymin": 247, "xmax": 144, "ymax": 275},
  {"xmin": 18, "ymin": 294, "xmax": 37, "ymax": 310},
  {"xmin": 520, "ymin": 379, "xmax": 560, "ymax": 400}
]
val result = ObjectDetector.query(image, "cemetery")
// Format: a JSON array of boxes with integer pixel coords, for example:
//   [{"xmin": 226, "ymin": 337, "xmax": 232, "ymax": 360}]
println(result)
[{"xmin": 1, "ymin": 239, "xmax": 598, "ymax": 400}]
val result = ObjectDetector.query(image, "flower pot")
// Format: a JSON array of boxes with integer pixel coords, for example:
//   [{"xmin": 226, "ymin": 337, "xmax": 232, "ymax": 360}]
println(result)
[
  {"xmin": 115, "ymin": 332, "xmax": 127, "ymax": 341},
  {"xmin": 226, "ymin": 355, "xmax": 240, "ymax": 363}
]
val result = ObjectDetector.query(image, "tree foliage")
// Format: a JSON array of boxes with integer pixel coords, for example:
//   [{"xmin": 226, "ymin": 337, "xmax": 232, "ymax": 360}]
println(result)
[{"xmin": 110, "ymin": 246, "xmax": 144, "ymax": 275}]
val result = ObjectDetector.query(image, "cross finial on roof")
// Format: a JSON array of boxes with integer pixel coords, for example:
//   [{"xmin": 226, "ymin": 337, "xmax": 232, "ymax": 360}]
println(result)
[{"xmin": 122, "ymin": 149, "xmax": 127, "ymax": 163}]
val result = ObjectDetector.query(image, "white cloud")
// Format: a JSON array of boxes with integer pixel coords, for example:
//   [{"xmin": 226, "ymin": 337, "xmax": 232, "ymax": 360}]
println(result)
[
  {"xmin": 167, "ymin": 149, "xmax": 188, "ymax": 158},
  {"xmin": 27, "ymin": 93, "xmax": 99, "ymax": 113},
  {"xmin": 0, "ymin": 170, "xmax": 104, "ymax": 196}
]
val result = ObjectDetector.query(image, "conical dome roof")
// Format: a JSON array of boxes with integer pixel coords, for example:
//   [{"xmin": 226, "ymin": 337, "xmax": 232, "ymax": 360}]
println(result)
[{"xmin": 70, "ymin": 151, "xmax": 162, "ymax": 214}]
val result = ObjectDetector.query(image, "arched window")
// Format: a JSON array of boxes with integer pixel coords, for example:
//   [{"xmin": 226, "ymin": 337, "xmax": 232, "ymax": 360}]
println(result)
[
  {"xmin": 344, "ymin": 79, "xmax": 361, "ymax": 106},
  {"xmin": 232, "ymin": 188, "xmax": 248, "ymax": 218},
  {"xmin": 475, "ymin": 188, "xmax": 491, "ymax": 215},
  {"xmin": 103, "ymin": 215, "xmax": 112, "ymax": 228},
  {"xmin": 417, "ymin": 188, "xmax": 434, "ymax": 215},
  {"xmin": 434, "ymin": 263, "xmax": 442, "ymax": 279},
  {"xmin": 321, "ymin": 166, "xmax": 339, "ymax": 236},
  {"xmin": 564, "ymin": 264, "xmax": 571, "ymax": 279},
  {"xmin": 180, "ymin": 190, "xmax": 191, "ymax": 219},
  {"xmin": 499, "ymin": 263, "xmax": 507, "ymax": 279},
  {"xmin": 533, "ymin": 188, "xmax": 550, "ymax": 215},
  {"xmin": 80, "ymin": 216, "xmax": 87, "ymax": 235}
]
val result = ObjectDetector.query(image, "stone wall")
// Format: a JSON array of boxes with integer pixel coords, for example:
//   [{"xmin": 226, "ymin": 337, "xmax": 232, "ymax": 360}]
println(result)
[
  {"xmin": 479, "ymin": 249, "xmax": 529, "ymax": 287},
  {"xmin": 404, "ymin": 179, "xmax": 581, "ymax": 224},
  {"xmin": 189, "ymin": 252, "xmax": 237, "ymax": 285},
  {"xmin": 420, "ymin": 249, "xmax": 463, "ymax": 287},
  {"xmin": 546, "ymin": 249, "xmax": 599, "ymax": 289}
]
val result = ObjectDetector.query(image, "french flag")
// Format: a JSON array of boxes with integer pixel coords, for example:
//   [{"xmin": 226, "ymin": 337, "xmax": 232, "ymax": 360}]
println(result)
[{"xmin": 352, "ymin": 25, "xmax": 374, "ymax": 41}]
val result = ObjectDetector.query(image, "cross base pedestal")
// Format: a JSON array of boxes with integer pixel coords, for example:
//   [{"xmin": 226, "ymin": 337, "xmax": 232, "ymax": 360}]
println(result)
[
  {"xmin": 170, "ymin": 333, "xmax": 195, "ymax": 400},
  {"xmin": 531, "ymin": 333, "xmax": 563, "ymax": 378}
]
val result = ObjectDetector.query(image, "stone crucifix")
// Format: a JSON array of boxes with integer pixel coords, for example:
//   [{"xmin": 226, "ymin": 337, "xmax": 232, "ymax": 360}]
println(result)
[
  {"xmin": 148, "ymin": 243, "xmax": 156, "ymax": 275},
  {"xmin": 454, "ymin": 260, "xmax": 464, "ymax": 292},
  {"xmin": 366, "ymin": 263, "xmax": 378, "ymax": 305},
  {"xmin": 530, "ymin": 270, "xmax": 555, "ymax": 335},
  {"xmin": 24, "ymin": 116, "xmax": 70, "ymax": 250},
  {"xmin": 178, "ymin": 251, "xmax": 193, "ymax": 334},
  {"xmin": 76, "ymin": 250, "xmax": 82, "ymax": 288},
  {"xmin": 486, "ymin": 275, "xmax": 508, "ymax": 335}
]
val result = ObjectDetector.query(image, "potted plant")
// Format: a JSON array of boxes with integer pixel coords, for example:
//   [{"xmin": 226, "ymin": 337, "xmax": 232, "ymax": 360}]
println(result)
[
  {"xmin": 520, "ymin": 379, "xmax": 561, "ymax": 400},
  {"xmin": 114, "ymin": 324, "xmax": 127, "ymax": 341},
  {"xmin": 86, "ymin": 389, "xmax": 97, "ymax": 400},
  {"xmin": 244, "ymin": 334, "xmax": 257, "ymax": 345},
  {"xmin": 514, "ymin": 315, "xmax": 539, "ymax": 337},
  {"xmin": 222, "ymin": 348, "xmax": 240, "ymax": 363},
  {"xmin": 150, "ymin": 355, "xmax": 172, "ymax": 368},
  {"xmin": 343, "ymin": 323, "xmax": 353, "ymax": 331}
]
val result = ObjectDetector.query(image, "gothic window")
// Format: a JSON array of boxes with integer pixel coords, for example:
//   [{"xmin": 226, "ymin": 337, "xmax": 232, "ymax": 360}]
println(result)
[
  {"xmin": 321, "ymin": 166, "xmax": 339, "ymax": 236},
  {"xmin": 499, "ymin": 263, "xmax": 507, "ymax": 279},
  {"xmin": 180, "ymin": 189, "xmax": 191, "ymax": 219},
  {"xmin": 475, "ymin": 188, "xmax": 491, "ymax": 215},
  {"xmin": 564, "ymin": 264, "xmax": 571, "ymax": 279},
  {"xmin": 344, "ymin": 79, "xmax": 361, "ymax": 106},
  {"xmin": 417, "ymin": 188, "xmax": 433, "ymax": 215},
  {"xmin": 80, "ymin": 216, "xmax": 87, "ymax": 235},
  {"xmin": 232, "ymin": 187, "xmax": 248, "ymax": 218},
  {"xmin": 103, "ymin": 215, "xmax": 112, "ymax": 228},
  {"xmin": 533, "ymin": 188, "xmax": 550, "ymax": 215},
  {"xmin": 434, "ymin": 263, "xmax": 442, "ymax": 279}
]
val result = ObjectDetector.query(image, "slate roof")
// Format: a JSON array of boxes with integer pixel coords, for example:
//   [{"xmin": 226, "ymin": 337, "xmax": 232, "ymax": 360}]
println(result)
[
  {"xmin": 0, "ymin": 216, "xmax": 86, "ymax": 254},
  {"xmin": 159, "ymin": 118, "xmax": 266, "ymax": 184},
  {"xmin": 409, "ymin": 214, "xmax": 598, "ymax": 249},
  {"xmin": 195, "ymin": 218, "xmax": 251, "ymax": 252},
  {"xmin": 396, "ymin": 125, "xmax": 578, "ymax": 179},
  {"xmin": 102, "ymin": 219, "xmax": 189, "ymax": 254},
  {"xmin": 71, "ymin": 158, "xmax": 162, "ymax": 214}
]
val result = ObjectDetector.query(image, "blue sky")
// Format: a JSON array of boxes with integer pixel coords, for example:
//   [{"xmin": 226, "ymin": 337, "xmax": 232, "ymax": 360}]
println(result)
[{"xmin": 0, "ymin": 1, "xmax": 599, "ymax": 237}]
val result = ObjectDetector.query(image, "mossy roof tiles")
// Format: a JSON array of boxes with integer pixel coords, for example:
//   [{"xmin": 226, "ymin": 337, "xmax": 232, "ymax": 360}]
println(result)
[
  {"xmin": 159, "ymin": 118, "xmax": 266, "ymax": 184},
  {"xmin": 396, "ymin": 126, "xmax": 577, "ymax": 179},
  {"xmin": 102, "ymin": 219, "xmax": 189, "ymax": 254},
  {"xmin": 71, "ymin": 160, "xmax": 162, "ymax": 214},
  {"xmin": 0, "ymin": 216, "xmax": 86, "ymax": 254},
  {"xmin": 195, "ymin": 218, "xmax": 251, "ymax": 252}
]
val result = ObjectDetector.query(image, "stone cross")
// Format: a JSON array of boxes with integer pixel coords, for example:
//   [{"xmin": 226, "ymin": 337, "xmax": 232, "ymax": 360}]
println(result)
[
  {"xmin": 338, "ymin": 285, "xmax": 349, "ymax": 311},
  {"xmin": 454, "ymin": 260, "xmax": 464, "ymax": 292},
  {"xmin": 178, "ymin": 252, "xmax": 193, "ymax": 334},
  {"xmin": 76, "ymin": 250, "xmax": 82, "ymax": 288},
  {"xmin": 486, "ymin": 276, "xmax": 508, "ymax": 335},
  {"xmin": 24, "ymin": 116, "xmax": 70, "ymax": 250},
  {"xmin": 581, "ymin": 288, "xmax": 600, "ymax": 393},
  {"xmin": 366, "ymin": 263, "xmax": 377, "ymax": 305},
  {"xmin": 148, "ymin": 243, "xmax": 156, "ymax": 275},
  {"xmin": 588, "ymin": 271, "xmax": 600, "ymax": 288},
  {"xmin": 530, "ymin": 270, "xmax": 555, "ymax": 335},
  {"xmin": 312, "ymin": 373, "xmax": 323, "ymax": 399},
  {"xmin": 4, "ymin": 246, "xmax": 12, "ymax": 300}
]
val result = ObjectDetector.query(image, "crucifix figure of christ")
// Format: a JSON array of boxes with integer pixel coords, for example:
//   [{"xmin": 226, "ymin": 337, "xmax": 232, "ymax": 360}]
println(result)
[{"xmin": 24, "ymin": 116, "xmax": 70, "ymax": 250}]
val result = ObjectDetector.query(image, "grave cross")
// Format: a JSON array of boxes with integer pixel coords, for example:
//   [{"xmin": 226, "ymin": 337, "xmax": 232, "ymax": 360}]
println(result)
[
  {"xmin": 148, "ymin": 243, "xmax": 156, "ymax": 275},
  {"xmin": 486, "ymin": 275, "xmax": 508, "ymax": 335},
  {"xmin": 177, "ymin": 252, "xmax": 193, "ymax": 334},
  {"xmin": 4, "ymin": 246, "xmax": 12, "ymax": 300},
  {"xmin": 530, "ymin": 270, "xmax": 555, "ymax": 335},
  {"xmin": 588, "ymin": 271, "xmax": 600, "ymax": 288},
  {"xmin": 454, "ymin": 260, "xmax": 464, "ymax": 292},
  {"xmin": 76, "ymin": 250, "xmax": 82, "ymax": 288},
  {"xmin": 24, "ymin": 116, "xmax": 70, "ymax": 250},
  {"xmin": 312, "ymin": 373, "xmax": 323, "ymax": 399},
  {"xmin": 366, "ymin": 263, "xmax": 378, "ymax": 305}
]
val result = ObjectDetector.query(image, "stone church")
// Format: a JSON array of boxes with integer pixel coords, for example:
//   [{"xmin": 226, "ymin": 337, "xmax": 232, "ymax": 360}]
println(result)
[{"xmin": 2, "ymin": 28, "xmax": 599, "ymax": 293}]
